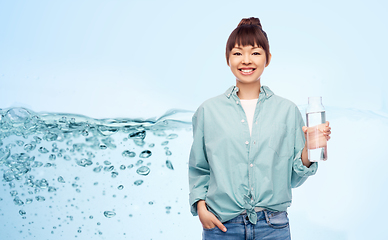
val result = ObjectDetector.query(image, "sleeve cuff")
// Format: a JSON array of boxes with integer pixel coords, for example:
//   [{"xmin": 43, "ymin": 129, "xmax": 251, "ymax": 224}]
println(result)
[
  {"xmin": 293, "ymin": 149, "xmax": 318, "ymax": 177},
  {"xmin": 189, "ymin": 189, "xmax": 207, "ymax": 216}
]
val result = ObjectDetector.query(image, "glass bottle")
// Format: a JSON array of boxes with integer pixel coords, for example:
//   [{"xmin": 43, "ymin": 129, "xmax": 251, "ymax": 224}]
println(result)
[{"xmin": 306, "ymin": 96, "xmax": 327, "ymax": 161}]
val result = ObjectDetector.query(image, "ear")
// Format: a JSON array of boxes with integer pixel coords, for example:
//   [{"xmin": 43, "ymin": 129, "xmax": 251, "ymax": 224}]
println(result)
[{"xmin": 265, "ymin": 53, "xmax": 272, "ymax": 67}]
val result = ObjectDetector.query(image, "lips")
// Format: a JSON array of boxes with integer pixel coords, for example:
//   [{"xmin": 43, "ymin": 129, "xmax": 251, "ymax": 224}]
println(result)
[{"xmin": 239, "ymin": 68, "xmax": 256, "ymax": 75}]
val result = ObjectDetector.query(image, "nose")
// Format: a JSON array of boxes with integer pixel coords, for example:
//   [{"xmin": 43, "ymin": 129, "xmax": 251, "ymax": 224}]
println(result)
[{"xmin": 242, "ymin": 54, "xmax": 251, "ymax": 65}]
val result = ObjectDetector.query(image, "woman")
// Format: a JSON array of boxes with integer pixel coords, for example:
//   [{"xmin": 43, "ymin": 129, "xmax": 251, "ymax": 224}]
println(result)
[{"xmin": 189, "ymin": 17, "xmax": 331, "ymax": 239}]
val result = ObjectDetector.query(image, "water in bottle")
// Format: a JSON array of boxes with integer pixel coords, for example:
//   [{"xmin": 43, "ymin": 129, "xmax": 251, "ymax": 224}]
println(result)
[{"xmin": 306, "ymin": 96, "xmax": 327, "ymax": 161}]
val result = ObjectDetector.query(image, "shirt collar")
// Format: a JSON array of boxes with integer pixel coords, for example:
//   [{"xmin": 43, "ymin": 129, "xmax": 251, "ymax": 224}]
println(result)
[{"xmin": 224, "ymin": 85, "xmax": 274, "ymax": 99}]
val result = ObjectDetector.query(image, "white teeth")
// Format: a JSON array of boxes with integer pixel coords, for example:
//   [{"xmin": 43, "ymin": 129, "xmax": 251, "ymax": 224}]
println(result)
[{"xmin": 241, "ymin": 69, "xmax": 253, "ymax": 73}]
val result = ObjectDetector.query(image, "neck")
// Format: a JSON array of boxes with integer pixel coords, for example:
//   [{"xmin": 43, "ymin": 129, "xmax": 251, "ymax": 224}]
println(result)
[{"xmin": 236, "ymin": 81, "xmax": 261, "ymax": 100}]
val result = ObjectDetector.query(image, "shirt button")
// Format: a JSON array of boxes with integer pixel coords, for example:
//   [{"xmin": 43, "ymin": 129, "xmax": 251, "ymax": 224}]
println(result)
[
  {"xmin": 241, "ymin": 119, "xmax": 245, "ymax": 123},
  {"xmin": 236, "ymin": 101, "xmax": 239, "ymax": 104},
  {"xmin": 253, "ymin": 141, "xmax": 256, "ymax": 144},
  {"xmin": 250, "ymin": 164, "xmax": 253, "ymax": 167},
  {"xmin": 245, "ymin": 141, "xmax": 249, "ymax": 145}
]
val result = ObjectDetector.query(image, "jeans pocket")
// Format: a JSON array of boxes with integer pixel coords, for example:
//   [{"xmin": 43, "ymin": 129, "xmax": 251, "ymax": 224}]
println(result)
[
  {"xmin": 266, "ymin": 211, "xmax": 289, "ymax": 229},
  {"xmin": 203, "ymin": 226, "xmax": 217, "ymax": 231}
]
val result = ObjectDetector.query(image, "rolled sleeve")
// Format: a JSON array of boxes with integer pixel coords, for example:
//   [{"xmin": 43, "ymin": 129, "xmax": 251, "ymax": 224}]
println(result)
[
  {"xmin": 188, "ymin": 111, "xmax": 210, "ymax": 216},
  {"xmin": 291, "ymin": 106, "xmax": 318, "ymax": 188}
]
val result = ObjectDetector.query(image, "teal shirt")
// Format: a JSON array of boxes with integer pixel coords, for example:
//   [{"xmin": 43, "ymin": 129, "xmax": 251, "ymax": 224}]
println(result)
[{"xmin": 188, "ymin": 85, "xmax": 318, "ymax": 224}]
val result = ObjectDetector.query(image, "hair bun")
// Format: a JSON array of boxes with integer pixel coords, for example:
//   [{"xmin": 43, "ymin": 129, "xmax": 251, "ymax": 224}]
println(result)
[{"xmin": 237, "ymin": 17, "xmax": 262, "ymax": 28}]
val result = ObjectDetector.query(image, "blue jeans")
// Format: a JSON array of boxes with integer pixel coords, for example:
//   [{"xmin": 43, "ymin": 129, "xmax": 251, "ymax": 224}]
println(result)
[{"xmin": 202, "ymin": 210, "xmax": 291, "ymax": 240}]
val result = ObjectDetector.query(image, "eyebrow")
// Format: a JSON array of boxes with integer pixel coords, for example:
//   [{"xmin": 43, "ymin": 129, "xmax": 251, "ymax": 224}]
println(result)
[{"xmin": 233, "ymin": 46, "xmax": 260, "ymax": 50}]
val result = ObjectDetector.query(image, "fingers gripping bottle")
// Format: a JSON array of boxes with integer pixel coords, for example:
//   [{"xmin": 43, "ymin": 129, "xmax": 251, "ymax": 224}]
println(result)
[{"xmin": 306, "ymin": 97, "xmax": 327, "ymax": 162}]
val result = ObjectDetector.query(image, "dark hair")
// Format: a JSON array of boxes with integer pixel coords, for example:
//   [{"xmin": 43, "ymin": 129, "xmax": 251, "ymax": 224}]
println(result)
[{"xmin": 225, "ymin": 17, "xmax": 270, "ymax": 64}]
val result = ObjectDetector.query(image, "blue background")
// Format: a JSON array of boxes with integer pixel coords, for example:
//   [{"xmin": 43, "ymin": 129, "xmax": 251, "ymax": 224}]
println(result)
[{"xmin": 1, "ymin": 0, "xmax": 387, "ymax": 239}]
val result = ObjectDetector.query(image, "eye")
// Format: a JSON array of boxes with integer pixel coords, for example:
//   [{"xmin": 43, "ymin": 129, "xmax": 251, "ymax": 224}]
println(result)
[
  {"xmin": 233, "ymin": 52, "xmax": 242, "ymax": 56},
  {"xmin": 252, "ymin": 52, "xmax": 261, "ymax": 55}
]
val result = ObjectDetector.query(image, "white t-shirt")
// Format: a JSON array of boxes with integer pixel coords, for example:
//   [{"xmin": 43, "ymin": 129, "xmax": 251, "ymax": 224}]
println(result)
[{"xmin": 240, "ymin": 98, "xmax": 258, "ymax": 136}]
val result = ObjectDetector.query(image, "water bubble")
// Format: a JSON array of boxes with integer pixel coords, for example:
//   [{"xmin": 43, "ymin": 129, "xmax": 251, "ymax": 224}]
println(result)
[
  {"xmin": 64, "ymin": 155, "xmax": 71, "ymax": 161},
  {"xmin": 52, "ymin": 143, "xmax": 57, "ymax": 147},
  {"xmin": 0, "ymin": 148, "xmax": 10, "ymax": 161},
  {"xmin": 26, "ymin": 198, "xmax": 33, "ymax": 204},
  {"xmin": 44, "ymin": 163, "xmax": 52, "ymax": 167},
  {"xmin": 10, "ymin": 190, "xmax": 18, "ymax": 197},
  {"xmin": 166, "ymin": 133, "xmax": 178, "ymax": 139},
  {"xmin": 33, "ymin": 136, "xmax": 42, "ymax": 144},
  {"xmin": 48, "ymin": 186, "xmax": 57, "ymax": 193},
  {"xmin": 89, "ymin": 215, "xmax": 93, "ymax": 219},
  {"xmin": 24, "ymin": 143, "xmax": 36, "ymax": 152},
  {"xmin": 149, "ymin": 143, "xmax": 155, "ymax": 147},
  {"xmin": 82, "ymin": 130, "xmax": 89, "ymax": 136},
  {"xmin": 103, "ymin": 160, "xmax": 111, "ymax": 165},
  {"xmin": 136, "ymin": 160, "xmax": 143, "ymax": 166},
  {"xmin": 19, "ymin": 210, "xmax": 26, "ymax": 216},
  {"xmin": 3, "ymin": 170, "xmax": 15, "ymax": 182},
  {"xmin": 149, "ymin": 201, "xmax": 154, "ymax": 205},
  {"xmin": 133, "ymin": 139, "xmax": 145, "ymax": 147},
  {"xmin": 49, "ymin": 154, "xmax": 56, "ymax": 160},
  {"xmin": 161, "ymin": 141, "xmax": 169, "ymax": 146},
  {"xmin": 76, "ymin": 158, "xmax": 93, "ymax": 167},
  {"xmin": 127, "ymin": 164, "xmax": 134, "ymax": 169},
  {"xmin": 38, "ymin": 147, "xmax": 49, "ymax": 154},
  {"xmin": 119, "ymin": 165, "xmax": 126, "ymax": 170},
  {"xmin": 9, "ymin": 182, "xmax": 15, "ymax": 188},
  {"xmin": 104, "ymin": 166, "xmax": 114, "ymax": 172},
  {"xmin": 117, "ymin": 185, "xmax": 124, "ymax": 190},
  {"xmin": 153, "ymin": 130, "xmax": 166, "ymax": 137},
  {"xmin": 16, "ymin": 140, "xmax": 24, "ymax": 146},
  {"xmin": 13, "ymin": 197, "xmax": 24, "ymax": 206},
  {"xmin": 136, "ymin": 166, "xmax": 150, "ymax": 176},
  {"xmin": 57, "ymin": 176, "xmax": 66, "ymax": 183},
  {"xmin": 93, "ymin": 166, "xmax": 103, "ymax": 173},
  {"xmin": 5, "ymin": 108, "xmax": 31, "ymax": 124},
  {"xmin": 35, "ymin": 196, "xmax": 45, "ymax": 202},
  {"xmin": 122, "ymin": 150, "xmax": 136, "ymax": 158},
  {"xmin": 99, "ymin": 145, "xmax": 107, "ymax": 150},
  {"xmin": 111, "ymin": 172, "xmax": 118, "ymax": 178},
  {"xmin": 139, "ymin": 150, "xmax": 152, "ymax": 158},
  {"xmin": 166, "ymin": 206, "xmax": 171, "ymax": 210},
  {"xmin": 134, "ymin": 180, "xmax": 143, "ymax": 186},
  {"xmin": 166, "ymin": 160, "xmax": 174, "ymax": 170},
  {"xmin": 39, "ymin": 179, "xmax": 49, "ymax": 188},
  {"xmin": 32, "ymin": 161, "xmax": 43, "ymax": 168},
  {"xmin": 128, "ymin": 130, "xmax": 146, "ymax": 139},
  {"xmin": 44, "ymin": 132, "xmax": 58, "ymax": 141},
  {"xmin": 103, "ymin": 211, "xmax": 116, "ymax": 218}
]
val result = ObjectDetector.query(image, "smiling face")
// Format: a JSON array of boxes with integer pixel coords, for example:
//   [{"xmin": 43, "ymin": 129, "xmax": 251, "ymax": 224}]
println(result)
[{"xmin": 228, "ymin": 44, "xmax": 271, "ymax": 86}]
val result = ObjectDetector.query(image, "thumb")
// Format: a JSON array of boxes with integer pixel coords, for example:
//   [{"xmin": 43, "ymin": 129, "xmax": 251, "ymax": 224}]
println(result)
[{"xmin": 302, "ymin": 126, "xmax": 308, "ymax": 133}]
